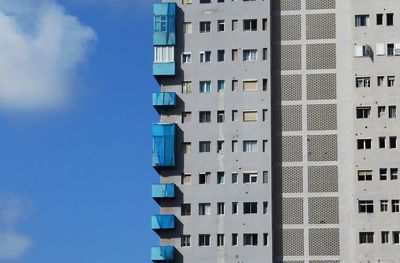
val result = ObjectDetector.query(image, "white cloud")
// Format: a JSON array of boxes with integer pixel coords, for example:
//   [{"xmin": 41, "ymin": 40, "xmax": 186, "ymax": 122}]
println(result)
[
  {"xmin": 0, "ymin": 197, "xmax": 33, "ymax": 262},
  {"xmin": 0, "ymin": 0, "xmax": 96, "ymax": 111}
]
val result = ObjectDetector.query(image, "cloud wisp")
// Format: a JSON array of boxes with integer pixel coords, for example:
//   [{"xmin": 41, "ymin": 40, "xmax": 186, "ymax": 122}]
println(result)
[
  {"xmin": 0, "ymin": 0, "xmax": 97, "ymax": 112},
  {"xmin": 0, "ymin": 197, "xmax": 33, "ymax": 262}
]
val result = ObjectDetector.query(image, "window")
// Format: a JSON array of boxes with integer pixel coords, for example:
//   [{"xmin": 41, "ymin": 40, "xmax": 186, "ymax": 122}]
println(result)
[
  {"xmin": 199, "ymin": 141, "xmax": 211, "ymax": 152},
  {"xmin": 217, "ymin": 80, "xmax": 225, "ymax": 92},
  {"xmin": 232, "ymin": 233, "xmax": 238, "ymax": 246},
  {"xmin": 154, "ymin": 46, "xmax": 174, "ymax": 63},
  {"xmin": 357, "ymin": 139, "xmax": 371, "ymax": 150},
  {"xmin": 182, "ymin": 81, "xmax": 192, "ymax": 93},
  {"xmin": 200, "ymin": 51, "xmax": 211, "ymax": 63},
  {"xmin": 388, "ymin": 76, "xmax": 395, "ymax": 87},
  {"xmin": 232, "ymin": 79, "xmax": 238, "ymax": 91},
  {"xmin": 387, "ymin": 43, "xmax": 395, "ymax": 56},
  {"xmin": 243, "ymin": 19, "xmax": 257, "ymax": 31},
  {"xmin": 387, "ymin": 13, "xmax": 394, "ymax": 26},
  {"xmin": 199, "ymin": 234, "xmax": 210, "ymax": 247},
  {"xmin": 232, "ymin": 110, "xmax": 238, "ymax": 121},
  {"xmin": 262, "ymin": 140, "xmax": 268, "ymax": 152},
  {"xmin": 199, "ymin": 111, "xmax": 211, "ymax": 122},
  {"xmin": 232, "ymin": 202, "xmax": 238, "ymax": 214},
  {"xmin": 243, "ymin": 234, "xmax": 258, "ymax": 246},
  {"xmin": 217, "ymin": 50, "xmax": 225, "ymax": 62},
  {"xmin": 217, "ymin": 202, "xmax": 225, "ymax": 215},
  {"xmin": 181, "ymin": 173, "xmax": 191, "ymax": 185},
  {"xmin": 263, "ymin": 202, "xmax": 268, "ymax": 214},
  {"xmin": 377, "ymin": 76, "xmax": 384, "ymax": 86},
  {"xmin": 263, "ymin": 109, "xmax": 268, "ymax": 121},
  {"xmin": 378, "ymin": 106, "xmax": 386, "ymax": 118},
  {"xmin": 154, "ymin": 15, "xmax": 167, "ymax": 32},
  {"xmin": 199, "ymin": 172, "xmax": 210, "ymax": 184},
  {"xmin": 391, "ymin": 168, "xmax": 398, "ymax": 180},
  {"xmin": 232, "ymin": 20, "xmax": 238, "ymax": 31},
  {"xmin": 392, "ymin": 200, "xmax": 400, "ymax": 212},
  {"xmin": 358, "ymin": 200, "xmax": 374, "ymax": 213},
  {"xmin": 393, "ymin": 232, "xmax": 400, "ymax": 244},
  {"xmin": 232, "ymin": 172, "xmax": 238, "ymax": 184},
  {"xmin": 199, "ymin": 203, "xmax": 211, "ymax": 215},
  {"xmin": 200, "ymin": 0, "xmax": 211, "ymax": 3},
  {"xmin": 217, "ymin": 234, "xmax": 224, "ymax": 247},
  {"xmin": 355, "ymin": 15, "xmax": 369, "ymax": 27},
  {"xmin": 243, "ymin": 172, "xmax": 257, "ymax": 183},
  {"xmin": 380, "ymin": 168, "xmax": 387, "ymax": 180},
  {"xmin": 263, "ymin": 48, "xmax": 268, "ymax": 60},
  {"xmin": 243, "ymin": 80, "xmax": 258, "ymax": 91},
  {"xmin": 381, "ymin": 200, "xmax": 388, "ymax": 212},
  {"xmin": 199, "ymin": 81, "xmax": 211, "ymax": 93},
  {"xmin": 263, "ymin": 233, "xmax": 268, "ymax": 246},
  {"xmin": 262, "ymin": 79, "xmax": 268, "ymax": 91},
  {"xmin": 379, "ymin": 137, "xmax": 386, "ymax": 149},
  {"xmin": 376, "ymin": 14, "xmax": 383, "ymax": 25},
  {"xmin": 243, "ymin": 202, "xmax": 257, "ymax": 214},
  {"xmin": 232, "ymin": 140, "xmax": 238, "ymax": 152},
  {"xmin": 243, "ymin": 111, "xmax": 257, "ymax": 122},
  {"xmin": 182, "ymin": 0, "xmax": 192, "ymax": 4},
  {"xmin": 217, "ymin": 111, "xmax": 225, "ymax": 123},
  {"xmin": 181, "ymin": 204, "xmax": 191, "ymax": 216},
  {"xmin": 243, "ymin": 140, "xmax": 258, "ymax": 152},
  {"xmin": 232, "ymin": 49, "xmax": 238, "ymax": 61},
  {"xmin": 356, "ymin": 107, "xmax": 371, "ymax": 119},
  {"xmin": 217, "ymin": 172, "xmax": 225, "ymax": 184},
  {"xmin": 381, "ymin": 232, "xmax": 389, "ymax": 244},
  {"xmin": 356, "ymin": 77, "xmax": 370, "ymax": 88},
  {"xmin": 199, "ymin": 21, "xmax": 211, "ymax": 33},
  {"xmin": 183, "ymin": 22, "xmax": 192, "ymax": 34},
  {"xmin": 354, "ymin": 45, "xmax": 371, "ymax": 57},
  {"xmin": 389, "ymin": 106, "xmax": 397, "ymax": 118},
  {"xmin": 182, "ymin": 112, "xmax": 192, "ymax": 123},
  {"xmin": 390, "ymin": 136, "xmax": 397, "ymax": 149},
  {"xmin": 243, "ymin": 49, "xmax": 257, "ymax": 61},
  {"xmin": 182, "ymin": 52, "xmax": 191, "ymax": 63},
  {"xmin": 263, "ymin": 171, "xmax": 268, "ymax": 184},
  {"xmin": 360, "ymin": 232, "xmax": 374, "ymax": 244},
  {"xmin": 181, "ymin": 235, "xmax": 191, "ymax": 247},
  {"xmin": 358, "ymin": 170, "xmax": 372, "ymax": 181},
  {"xmin": 182, "ymin": 142, "xmax": 192, "ymax": 154},
  {"xmin": 262, "ymin": 19, "xmax": 268, "ymax": 31},
  {"xmin": 217, "ymin": 20, "xmax": 225, "ymax": 32},
  {"xmin": 217, "ymin": 140, "xmax": 224, "ymax": 153}
]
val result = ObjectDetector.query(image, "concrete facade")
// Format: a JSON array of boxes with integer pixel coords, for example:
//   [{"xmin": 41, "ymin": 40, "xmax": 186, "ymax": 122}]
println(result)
[{"xmin": 152, "ymin": 0, "xmax": 400, "ymax": 262}]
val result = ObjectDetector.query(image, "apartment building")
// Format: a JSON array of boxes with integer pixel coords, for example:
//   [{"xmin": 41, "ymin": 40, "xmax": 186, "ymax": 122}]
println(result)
[{"xmin": 151, "ymin": 0, "xmax": 400, "ymax": 262}]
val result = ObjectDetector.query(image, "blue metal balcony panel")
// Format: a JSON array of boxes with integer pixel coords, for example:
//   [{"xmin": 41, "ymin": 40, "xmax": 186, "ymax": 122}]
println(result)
[
  {"xmin": 151, "ymin": 214, "xmax": 175, "ymax": 230},
  {"xmin": 151, "ymin": 246, "xmax": 175, "ymax": 261},
  {"xmin": 153, "ymin": 3, "xmax": 176, "ymax": 45},
  {"xmin": 152, "ymin": 184, "xmax": 175, "ymax": 199},
  {"xmin": 152, "ymin": 92, "xmax": 176, "ymax": 107},
  {"xmin": 153, "ymin": 62, "xmax": 175, "ymax": 76},
  {"xmin": 152, "ymin": 123, "xmax": 175, "ymax": 167}
]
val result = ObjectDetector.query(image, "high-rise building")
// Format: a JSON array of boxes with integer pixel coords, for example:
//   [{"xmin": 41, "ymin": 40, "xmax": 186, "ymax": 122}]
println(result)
[{"xmin": 151, "ymin": 1, "xmax": 400, "ymax": 262}]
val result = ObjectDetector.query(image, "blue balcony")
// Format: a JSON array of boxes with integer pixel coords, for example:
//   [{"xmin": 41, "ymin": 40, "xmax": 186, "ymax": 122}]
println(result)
[
  {"xmin": 153, "ymin": 3, "xmax": 176, "ymax": 46},
  {"xmin": 152, "ymin": 215, "xmax": 175, "ymax": 230},
  {"xmin": 153, "ymin": 62, "xmax": 175, "ymax": 76},
  {"xmin": 151, "ymin": 246, "xmax": 175, "ymax": 261},
  {"xmin": 152, "ymin": 123, "xmax": 175, "ymax": 167},
  {"xmin": 152, "ymin": 92, "xmax": 176, "ymax": 108},
  {"xmin": 152, "ymin": 184, "xmax": 175, "ymax": 199}
]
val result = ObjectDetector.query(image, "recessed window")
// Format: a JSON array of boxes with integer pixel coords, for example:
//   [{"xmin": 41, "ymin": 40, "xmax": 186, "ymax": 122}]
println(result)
[
  {"xmin": 378, "ymin": 106, "xmax": 386, "ymax": 118},
  {"xmin": 183, "ymin": 22, "xmax": 192, "ymax": 34},
  {"xmin": 217, "ymin": 50, "xmax": 225, "ymax": 62},
  {"xmin": 200, "ymin": 51, "xmax": 211, "ymax": 63},
  {"xmin": 355, "ymin": 15, "xmax": 369, "ymax": 27},
  {"xmin": 232, "ymin": 20, "xmax": 238, "ymax": 31},
  {"xmin": 232, "ymin": 172, "xmax": 238, "ymax": 184},
  {"xmin": 243, "ymin": 49, "xmax": 257, "ymax": 61},
  {"xmin": 356, "ymin": 77, "xmax": 370, "ymax": 88},
  {"xmin": 199, "ymin": 203, "xmax": 211, "ymax": 215},
  {"xmin": 199, "ymin": 172, "xmax": 210, "ymax": 184},
  {"xmin": 217, "ymin": 234, "xmax": 224, "ymax": 247},
  {"xmin": 182, "ymin": 52, "xmax": 192, "ymax": 63},
  {"xmin": 182, "ymin": 142, "xmax": 192, "ymax": 154},
  {"xmin": 356, "ymin": 107, "xmax": 371, "ymax": 119},
  {"xmin": 358, "ymin": 170, "xmax": 372, "ymax": 181},
  {"xmin": 243, "ymin": 202, "xmax": 257, "ymax": 214},
  {"xmin": 217, "ymin": 202, "xmax": 225, "ymax": 215},
  {"xmin": 243, "ymin": 140, "xmax": 258, "ymax": 152},
  {"xmin": 181, "ymin": 204, "xmax": 191, "ymax": 216},
  {"xmin": 387, "ymin": 13, "xmax": 394, "ymax": 26},
  {"xmin": 262, "ymin": 19, "xmax": 268, "ymax": 31},
  {"xmin": 263, "ymin": 202, "xmax": 268, "ymax": 214},
  {"xmin": 182, "ymin": 112, "xmax": 192, "ymax": 123},
  {"xmin": 358, "ymin": 200, "xmax": 374, "ymax": 213},
  {"xmin": 199, "ymin": 141, "xmax": 211, "ymax": 152},
  {"xmin": 232, "ymin": 233, "xmax": 238, "ymax": 246},
  {"xmin": 181, "ymin": 173, "xmax": 191, "ymax": 185},
  {"xmin": 217, "ymin": 20, "xmax": 225, "ymax": 32},
  {"xmin": 232, "ymin": 202, "xmax": 238, "ymax": 214},
  {"xmin": 154, "ymin": 46, "xmax": 174, "ymax": 63},
  {"xmin": 217, "ymin": 110, "xmax": 225, "ymax": 123},
  {"xmin": 380, "ymin": 168, "xmax": 387, "ymax": 180},
  {"xmin": 243, "ymin": 111, "xmax": 258, "ymax": 122},
  {"xmin": 182, "ymin": 0, "xmax": 193, "ymax": 4},
  {"xmin": 217, "ymin": 172, "xmax": 225, "ymax": 184},
  {"xmin": 217, "ymin": 140, "xmax": 224, "ymax": 153},
  {"xmin": 243, "ymin": 19, "xmax": 257, "ymax": 31},
  {"xmin": 181, "ymin": 235, "xmax": 191, "ymax": 247},
  {"xmin": 377, "ymin": 76, "xmax": 384, "ymax": 86},
  {"xmin": 357, "ymin": 139, "xmax": 371, "ymax": 149},
  {"xmin": 389, "ymin": 106, "xmax": 397, "ymax": 118},
  {"xmin": 376, "ymin": 14, "xmax": 383, "ymax": 25},
  {"xmin": 391, "ymin": 168, "xmax": 398, "ymax": 180},
  {"xmin": 217, "ymin": 80, "xmax": 225, "ymax": 92},
  {"xmin": 232, "ymin": 79, "xmax": 238, "ymax": 91},
  {"xmin": 387, "ymin": 43, "xmax": 395, "ymax": 56},
  {"xmin": 243, "ymin": 80, "xmax": 258, "ymax": 91},
  {"xmin": 393, "ymin": 232, "xmax": 400, "ymax": 244},
  {"xmin": 243, "ymin": 172, "xmax": 257, "ymax": 183},
  {"xmin": 388, "ymin": 76, "xmax": 395, "ymax": 87},
  {"xmin": 381, "ymin": 200, "xmax": 388, "ymax": 212},
  {"xmin": 243, "ymin": 234, "xmax": 258, "ymax": 246},
  {"xmin": 199, "ymin": 234, "xmax": 210, "ymax": 247},
  {"xmin": 392, "ymin": 200, "xmax": 400, "ymax": 212},
  {"xmin": 359, "ymin": 232, "xmax": 374, "ymax": 244},
  {"xmin": 389, "ymin": 136, "xmax": 397, "ymax": 149},
  {"xmin": 200, "ymin": 21, "xmax": 211, "ymax": 33},
  {"xmin": 232, "ymin": 140, "xmax": 238, "ymax": 152},
  {"xmin": 182, "ymin": 81, "xmax": 192, "ymax": 93},
  {"xmin": 199, "ymin": 81, "xmax": 211, "ymax": 93},
  {"xmin": 200, "ymin": 0, "xmax": 211, "ymax": 3},
  {"xmin": 379, "ymin": 137, "xmax": 386, "ymax": 149},
  {"xmin": 232, "ymin": 49, "xmax": 238, "ymax": 61},
  {"xmin": 199, "ymin": 111, "xmax": 211, "ymax": 122}
]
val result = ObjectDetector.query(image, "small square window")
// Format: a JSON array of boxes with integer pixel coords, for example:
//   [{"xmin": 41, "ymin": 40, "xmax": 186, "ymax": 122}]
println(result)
[
  {"xmin": 181, "ymin": 173, "xmax": 192, "ymax": 185},
  {"xmin": 181, "ymin": 235, "xmax": 191, "ymax": 247},
  {"xmin": 181, "ymin": 204, "xmax": 191, "ymax": 216},
  {"xmin": 243, "ymin": 172, "xmax": 257, "ymax": 183},
  {"xmin": 182, "ymin": 142, "xmax": 192, "ymax": 154},
  {"xmin": 182, "ymin": 53, "xmax": 192, "ymax": 63},
  {"xmin": 243, "ymin": 19, "xmax": 257, "ymax": 31},
  {"xmin": 200, "ymin": 21, "xmax": 211, "ymax": 33},
  {"xmin": 182, "ymin": 111, "xmax": 192, "ymax": 123},
  {"xmin": 199, "ymin": 172, "xmax": 210, "ymax": 184},
  {"xmin": 183, "ymin": 22, "xmax": 192, "ymax": 34},
  {"xmin": 198, "ymin": 234, "xmax": 210, "ymax": 247},
  {"xmin": 199, "ymin": 111, "xmax": 211, "ymax": 122},
  {"xmin": 199, "ymin": 141, "xmax": 211, "ymax": 152},
  {"xmin": 200, "ymin": 51, "xmax": 211, "ymax": 63}
]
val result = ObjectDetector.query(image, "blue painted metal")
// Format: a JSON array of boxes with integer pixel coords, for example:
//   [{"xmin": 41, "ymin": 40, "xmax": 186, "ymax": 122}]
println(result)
[
  {"xmin": 151, "ymin": 246, "xmax": 175, "ymax": 261},
  {"xmin": 152, "ymin": 184, "xmax": 175, "ymax": 199},
  {"xmin": 152, "ymin": 123, "xmax": 176, "ymax": 167},
  {"xmin": 152, "ymin": 92, "xmax": 176, "ymax": 107},
  {"xmin": 153, "ymin": 62, "xmax": 175, "ymax": 76},
  {"xmin": 151, "ymin": 214, "xmax": 175, "ymax": 230},
  {"xmin": 153, "ymin": 3, "xmax": 176, "ymax": 46}
]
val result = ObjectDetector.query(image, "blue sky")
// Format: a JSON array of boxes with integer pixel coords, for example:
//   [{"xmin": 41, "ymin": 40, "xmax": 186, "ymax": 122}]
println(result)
[{"xmin": 0, "ymin": 1, "xmax": 159, "ymax": 262}]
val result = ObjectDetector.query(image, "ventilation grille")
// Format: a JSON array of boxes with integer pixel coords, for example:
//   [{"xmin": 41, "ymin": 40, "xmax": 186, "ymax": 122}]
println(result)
[
  {"xmin": 307, "ymin": 135, "xmax": 338, "ymax": 161},
  {"xmin": 306, "ymin": 14, "xmax": 336, "ymax": 40},
  {"xmin": 309, "ymin": 197, "xmax": 339, "ymax": 224},
  {"xmin": 307, "ymin": 104, "xmax": 337, "ymax": 131},
  {"xmin": 273, "ymin": 166, "xmax": 303, "ymax": 193},
  {"xmin": 274, "ymin": 229, "xmax": 305, "ymax": 256},
  {"xmin": 272, "ymin": 0, "xmax": 301, "ymax": 11},
  {"xmin": 272, "ymin": 74, "xmax": 302, "ymax": 101},
  {"xmin": 274, "ymin": 105, "xmax": 303, "ymax": 131},
  {"xmin": 309, "ymin": 228, "xmax": 340, "ymax": 256},
  {"xmin": 306, "ymin": 44, "xmax": 336, "ymax": 70},
  {"xmin": 272, "ymin": 45, "xmax": 302, "ymax": 71},
  {"xmin": 272, "ymin": 15, "xmax": 302, "ymax": 41},
  {"xmin": 306, "ymin": 0, "xmax": 336, "ymax": 10},
  {"xmin": 273, "ymin": 136, "xmax": 303, "ymax": 162},
  {"xmin": 307, "ymin": 74, "xmax": 337, "ymax": 100},
  {"xmin": 308, "ymin": 166, "xmax": 339, "ymax": 193}
]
